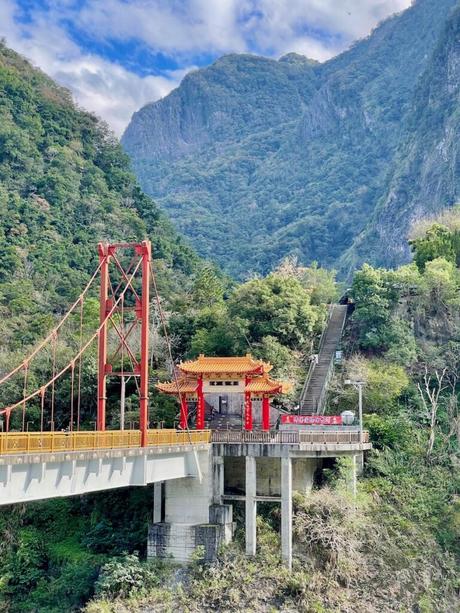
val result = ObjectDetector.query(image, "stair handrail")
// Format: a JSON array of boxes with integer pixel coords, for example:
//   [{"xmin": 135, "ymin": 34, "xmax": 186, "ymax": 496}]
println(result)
[
  {"xmin": 317, "ymin": 303, "xmax": 335, "ymax": 356},
  {"xmin": 299, "ymin": 357, "xmax": 316, "ymax": 406},
  {"xmin": 315, "ymin": 306, "xmax": 348, "ymax": 414},
  {"xmin": 298, "ymin": 304, "xmax": 334, "ymax": 407}
]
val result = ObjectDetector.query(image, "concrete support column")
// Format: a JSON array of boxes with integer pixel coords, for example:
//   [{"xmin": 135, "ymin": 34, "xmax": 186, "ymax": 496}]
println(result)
[
  {"xmin": 292, "ymin": 458, "xmax": 317, "ymax": 495},
  {"xmin": 153, "ymin": 481, "xmax": 163, "ymax": 523},
  {"xmin": 350, "ymin": 454, "xmax": 357, "ymax": 498},
  {"xmin": 213, "ymin": 456, "xmax": 224, "ymax": 504},
  {"xmin": 281, "ymin": 456, "xmax": 292, "ymax": 569},
  {"xmin": 356, "ymin": 451, "xmax": 364, "ymax": 476},
  {"xmin": 245, "ymin": 455, "xmax": 257, "ymax": 556}
]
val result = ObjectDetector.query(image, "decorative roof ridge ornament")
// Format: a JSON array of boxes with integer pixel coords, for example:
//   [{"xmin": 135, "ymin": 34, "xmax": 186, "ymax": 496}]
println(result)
[{"xmin": 178, "ymin": 353, "xmax": 273, "ymax": 374}]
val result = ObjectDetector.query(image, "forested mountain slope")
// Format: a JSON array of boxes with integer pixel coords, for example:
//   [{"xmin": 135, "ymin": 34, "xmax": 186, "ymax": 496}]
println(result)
[
  {"xmin": 345, "ymin": 5, "xmax": 460, "ymax": 272},
  {"xmin": 0, "ymin": 41, "xmax": 197, "ymax": 353},
  {"xmin": 122, "ymin": 0, "xmax": 459, "ymax": 278}
]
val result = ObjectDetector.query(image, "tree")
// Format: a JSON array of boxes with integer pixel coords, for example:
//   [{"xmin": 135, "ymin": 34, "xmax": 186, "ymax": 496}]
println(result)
[
  {"xmin": 422, "ymin": 257, "xmax": 458, "ymax": 307},
  {"xmin": 417, "ymin": 365, "xmax": 447, "ymax": 458},
  {"xmin": 410, "ymin": 224, "xmax": 456, "ymax": 272},
  {"xmin": 190, "ymin": 263, "xmax": 225, "ymax": 309},
  {"xmin": 299, "ymin": 262, "xmax": 339, "ymax": 305},
  {"xmin": 228, "ymin": 273, "xmax": 320, "ymax": 349}
]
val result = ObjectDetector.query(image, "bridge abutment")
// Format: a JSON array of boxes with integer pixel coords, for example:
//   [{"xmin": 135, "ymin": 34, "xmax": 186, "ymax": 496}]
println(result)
[{"xmin": 147, "ymin": 448, "xmax": 233, "ymax": 563}]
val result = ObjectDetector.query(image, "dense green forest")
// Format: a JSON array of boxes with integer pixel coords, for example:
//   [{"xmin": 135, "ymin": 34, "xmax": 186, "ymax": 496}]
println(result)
[
  {"xmin": 1, "ymin": 203, "xmax": 459, "ymax": 610},
  {"xmin": 122, "ymin": 0, "xmax": 459, "ymax": 278},
  {"xmin": 0, "ymin": 39, "xmax": 197, "ymax": 347},
  {"xmin": 0, "ymin": 40, "xmax": 199, "ymax": 430}
]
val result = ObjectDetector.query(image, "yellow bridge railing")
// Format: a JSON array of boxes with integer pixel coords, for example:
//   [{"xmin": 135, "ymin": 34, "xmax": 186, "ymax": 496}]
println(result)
[{"xmin": 0, "ymin": 429, "xmax": 211, "ymax": 455}]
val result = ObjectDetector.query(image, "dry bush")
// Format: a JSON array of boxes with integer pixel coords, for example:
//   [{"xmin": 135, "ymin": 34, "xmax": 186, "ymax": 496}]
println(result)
[{"xmin": 293, "ymin": 488, "xmax": 367, "ymax": 587}]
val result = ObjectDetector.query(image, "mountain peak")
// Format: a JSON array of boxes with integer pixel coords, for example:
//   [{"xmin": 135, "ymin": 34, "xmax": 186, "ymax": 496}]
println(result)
[
  {"xmin": 122, "ymin": 0, "xmax": 459, "ymax": 279},
  {"xmin": 278, "ymin": 53, "xmax": 319, "ymax": 65}
]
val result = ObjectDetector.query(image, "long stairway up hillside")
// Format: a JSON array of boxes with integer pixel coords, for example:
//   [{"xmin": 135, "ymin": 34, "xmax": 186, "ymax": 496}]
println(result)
[{"xmin": 299, "ymin": 305, "xmax": 348, "ymax": 415}]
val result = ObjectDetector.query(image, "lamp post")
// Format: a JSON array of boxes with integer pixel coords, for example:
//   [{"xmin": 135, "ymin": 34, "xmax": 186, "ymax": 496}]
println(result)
[{"xmin": 344, "ymin": 379, "xmax": 365, "ymax": 446}]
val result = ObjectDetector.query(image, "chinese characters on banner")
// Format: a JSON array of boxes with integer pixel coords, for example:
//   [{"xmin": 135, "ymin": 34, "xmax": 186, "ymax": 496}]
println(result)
[{"xmin": 281, "ymin": 415, "xmax": 343, "ymax": 425}]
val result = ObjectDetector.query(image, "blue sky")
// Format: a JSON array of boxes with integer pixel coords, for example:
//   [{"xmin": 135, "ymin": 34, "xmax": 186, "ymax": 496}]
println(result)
[{"xmin": 0, "ymin": 0, "xmax": 411, "ymax": 135}]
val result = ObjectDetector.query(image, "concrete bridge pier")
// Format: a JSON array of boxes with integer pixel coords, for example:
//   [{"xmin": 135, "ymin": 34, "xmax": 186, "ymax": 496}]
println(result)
[
  {"xmin": 245, "ymin": 456, "xmax": 257, "ymax": 556},
  {"xmin": 281, "ymin": 457, "xmax": 293, "ymax": 569},
  {"xmin": 240, "ymin": 454, "xmax": 317, "ymax": 568},
  {"xmin": 148, "ymin": 449, "xmax": 233, "ymax": 563},
  {"xmin": 153, "ymin": 481, "xmax": 163, "ymax": 523}
]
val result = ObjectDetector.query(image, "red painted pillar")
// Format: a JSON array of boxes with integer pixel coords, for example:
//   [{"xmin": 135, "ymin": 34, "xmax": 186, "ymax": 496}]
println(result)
[
  {"xmin": 244, "ymin": 377, "xmax": 253, "ymax": 431},
  {"xmin": 179, "ymin": 395, "xmax": 188, "ymax": 430},
  {"xmin": 97, "ymin": 243, "xmax": 109, "ymax": 432},
  {"xmin": 262, "ymin": 395, "xmax": 270, "ymax": 431},
  {"xmin": 139, "ymin": 241, "xmax": 151, "ymax": 447},
  {"xmin": 196, "ymin": 376, "xmax": 205, "ymax": 430}
]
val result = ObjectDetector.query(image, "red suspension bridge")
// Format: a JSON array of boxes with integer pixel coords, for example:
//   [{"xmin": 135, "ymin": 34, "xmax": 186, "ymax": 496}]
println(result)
[{"xmin": 0, "ymin": 240, "xmax": 205, "ymax": 455}]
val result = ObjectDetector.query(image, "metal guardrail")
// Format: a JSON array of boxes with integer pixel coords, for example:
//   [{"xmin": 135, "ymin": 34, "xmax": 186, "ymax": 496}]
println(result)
[
  {"xmin": 211, "ymin": 430, "xmax": 369, "ymax": 445},
  {"xmin": 0, "ymin": 429, "xmax": 211, "ymax": 455},
  {"xmin": 212, "ymin": 431, "xmax": 299, "ymax": 444},
  {"xmin": 299, "ymin": 430, "xmax": 369, "ymax": 444}
]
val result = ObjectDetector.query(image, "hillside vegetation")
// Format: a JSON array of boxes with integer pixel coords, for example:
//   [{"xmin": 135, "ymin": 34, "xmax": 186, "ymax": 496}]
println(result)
[
  {"xmin": 84, "ymin": 216, "xmax": 458, "ymax": 612},
  {"xmin": 0, "ymin": 40, "xmax": 196, "ymax": 351},
  {"xmin": 0, "ymin": 41, "xmax": 199, "ymax": 430},
  {"xmin": 1, "ymin": 210, "xmax": 459, "ymax": 611},
  {"xmin": 122, "ymin": 0, "xmax": 459, "ymax": 278}
]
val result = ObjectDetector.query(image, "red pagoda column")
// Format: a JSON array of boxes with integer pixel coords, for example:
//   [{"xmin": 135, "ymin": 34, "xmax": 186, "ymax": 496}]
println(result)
[
  {"xmin": 262, "ymin": 395, "xmax": 270, "ymax": 431},
  {"xmin": 196, "ymin": 376, "xmax": 205, "ymax": 430},
  {"xmin": 179, "ymin": 395, "xmax": 188, "ymax": 430},
  {"xmin": 244, "ymin": 377, "xmax": 253, "ymax": 431}
]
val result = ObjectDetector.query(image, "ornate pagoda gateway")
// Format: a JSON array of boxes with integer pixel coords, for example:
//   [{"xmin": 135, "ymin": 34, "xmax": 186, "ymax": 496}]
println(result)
[{"xmin": 156, "ymin": 354, "xmax": 290, "ymax": 431}]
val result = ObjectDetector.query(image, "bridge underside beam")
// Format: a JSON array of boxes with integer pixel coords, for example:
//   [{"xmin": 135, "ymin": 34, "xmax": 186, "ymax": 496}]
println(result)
[{"xmin": 0, "ymin": 445, "xmax": 209, "ymax": 506}]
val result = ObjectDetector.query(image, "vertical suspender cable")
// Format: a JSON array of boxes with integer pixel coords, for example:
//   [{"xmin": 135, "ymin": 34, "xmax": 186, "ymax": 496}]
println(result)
[
  {"xmin": 76, "ymin": 297, "xmax": 84, "ymax": 431},
  {"xmin": 22, "ymin": 362, "xmax": 28, "ymax": 432},
  {"xmin": 70, "ymin": 361, "xmax": 75, "ymax": 431},
  {"xmin": 51, "ymin": 331, "xmax": 57, "ymax": 430},
  {"xmin": 40, "ymin": 387, "xmax": 45, "ymax": 432},
  {"xmin": 150, "ymin": 266, "xmax": 203, "ymax": 482}
]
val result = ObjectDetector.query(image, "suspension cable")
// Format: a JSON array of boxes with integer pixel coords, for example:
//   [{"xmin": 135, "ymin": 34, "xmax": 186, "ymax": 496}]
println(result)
[
  {"xmin": 22, "ymin": 362, "xmax": 28, "ymax": 432},
  {"xmin": 51, "ymin": 332, "xmax": 57, "ymax": 430},
  {"xmin": 70, "ymin": 360, "xmax": 75, "ymax": 431},
  {"xmin": 40, "ymin": 387, "xmax": 45, "ymax": 432},
  {"xmin": 150, "ymin": 268, "xmax": 190, "ymax": 430},
  {"xmin": 0, "ymin": 260, "xmax": 104, "ymax": 386},
  {"xmin": 76, "ymin": 297, "xmax": 84, "ymax": 431},
  {"xmin": 0, "ymin": 258, "xmax": 142, "ymax": 418}
]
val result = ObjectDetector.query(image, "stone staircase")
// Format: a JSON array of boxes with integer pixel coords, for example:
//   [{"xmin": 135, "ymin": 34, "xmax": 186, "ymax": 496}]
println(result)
[
  {"xmin": 299, "ymin": 304, "xmax": 347, "ymax": 415},
  {"xmin": 208, "ymin": 415, "xmax": 242, "ymax": 430}
]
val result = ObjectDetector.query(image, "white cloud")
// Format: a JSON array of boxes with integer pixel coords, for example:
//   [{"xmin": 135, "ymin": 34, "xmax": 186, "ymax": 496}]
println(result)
[
  {"xmin": 0, "ymin": 0, "xmax": 412, "ymax": 134},
  {"xmin": 76, "ymin": 0, "xmax": 412, "ymax": 59},
  {"xmin": 0, "ymin": 0, "xmax": 186, "ymax": 134}
]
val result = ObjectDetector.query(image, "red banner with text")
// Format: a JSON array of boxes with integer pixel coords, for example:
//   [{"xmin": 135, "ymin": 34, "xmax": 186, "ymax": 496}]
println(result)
[{"xmin": 281, "ymin": 415, "xmax": 343, "ymax": 426}]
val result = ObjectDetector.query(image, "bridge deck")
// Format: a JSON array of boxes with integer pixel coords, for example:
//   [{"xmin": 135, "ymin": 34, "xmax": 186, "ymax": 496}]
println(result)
[{"xmin": 0, "ymin": 429, "xmax": 210, "ymax": 455}]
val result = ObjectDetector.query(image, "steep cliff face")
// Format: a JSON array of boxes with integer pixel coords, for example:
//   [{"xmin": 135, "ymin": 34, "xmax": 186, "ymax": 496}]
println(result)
[
  {"xmin": 122, "ymin": 0, "xmax": 459, "ymax": 278},
  {"xmin": 123, "ymin": 53, "xmax": 318, "ymax": 162},
  {"xmin": 344, "ymin": 6, "xmax": 460, "ymax": 272}
]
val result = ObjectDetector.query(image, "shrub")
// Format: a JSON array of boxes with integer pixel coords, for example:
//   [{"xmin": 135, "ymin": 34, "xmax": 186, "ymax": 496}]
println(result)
[{"xmin": 94, "ymin": 554, "xmax": 159, "ymax": 600}]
